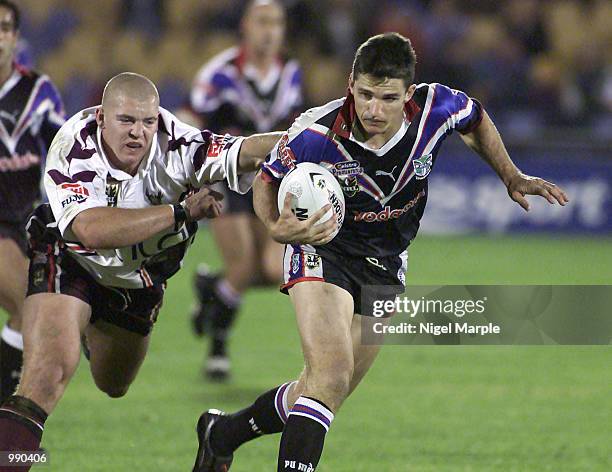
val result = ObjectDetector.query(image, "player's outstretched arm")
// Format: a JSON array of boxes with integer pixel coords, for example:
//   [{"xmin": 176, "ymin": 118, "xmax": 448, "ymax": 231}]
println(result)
[
  {"xmin": 71, "ymin": 187, "xmax": 223, "ymax": 249},
  {"xmin": 253, "ymin": 173, "xmax": 337, "ymax": 245},
  {"xmin": 237, "ymin": 132, "xmax": 284, "ymax": 173},
  {"xmin": 460, "ymin": 110, "xmax": 569, "ymax": 211}
]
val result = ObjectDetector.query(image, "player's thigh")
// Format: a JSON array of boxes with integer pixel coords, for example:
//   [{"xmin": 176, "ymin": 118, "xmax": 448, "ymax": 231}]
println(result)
[
  {"xmin": 85, "ymin": 319, "xmax": 150, "ymax": 396},
  {"xmin": 0, "ymin": 237, "xmax": 28, "ymax": 322},
  {"xmin": 251, "ymin": 217, "xmax": 283, "ymax": 283},
  {"xmin": 210, "ymin": 214, "xmax": 258, "ymax": 274},
  {"xmin": 18, "ymin": 293, "xmax": 91, "ymax": 411},
  {"xmin": 289, "ymin": 281, "xmax": 354, "ymax": 373},
  {"xmin": 349, "ymin": 314, "xmax": 386, "ymax": 394}
]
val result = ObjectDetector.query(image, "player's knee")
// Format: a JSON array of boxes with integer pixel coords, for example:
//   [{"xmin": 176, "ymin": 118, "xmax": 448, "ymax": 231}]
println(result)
[
  {"xmin": 261, "ymin": 256, "xmax": 282, "ymax": 284},
  {"xmin": 95, "ymin": 380, "xmax": 130, "ymax": 399},
  {"xmin": 226, "ymin": 255, "xmax": 257, "ymax": 289},
  {"xmin": 1, "ymin": 298, "xmax": 22, "ymax": 320},
  {"xmin": 307, "ymin": 359, "xmax": 354, "ymax": 401}
]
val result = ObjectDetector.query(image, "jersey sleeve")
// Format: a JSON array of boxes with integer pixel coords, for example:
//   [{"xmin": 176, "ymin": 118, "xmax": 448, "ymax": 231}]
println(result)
[
  {"xmin": 184, "ymin": 129, "xmax": 251, "ymax": 193},
  {"xmin": 161, "ymin": 111, "xmax": 252, "ymax": 194},
  {"xmin": 260, "ymin": 104, "xmax": 331, "ymax": 183},
  {"xmin": 190, "ymin": 69, "xmax": 228, "ymax": 116},
  {"xmin": 38, "ymin": 76, "xmax": 66, "ymax": 150},
  {"xmin": 433, "ymin": 83, "xmax": 483, "ymax": 134},
  {"xmin": 44, "ymin": 127, "xmax": 107, "ymax": 236}
]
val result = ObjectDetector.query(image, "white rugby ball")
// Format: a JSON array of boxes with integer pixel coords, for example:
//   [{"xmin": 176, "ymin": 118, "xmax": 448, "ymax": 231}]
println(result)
[{"xmin": 277, "ymin": 162, "xmax": 345, "ymax": 243}]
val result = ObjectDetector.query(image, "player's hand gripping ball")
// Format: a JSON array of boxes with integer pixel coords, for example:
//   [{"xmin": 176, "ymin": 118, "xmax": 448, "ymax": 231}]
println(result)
[{"xmin": 277, "ymin": 162, "xmax": 345, "ymax": 243}]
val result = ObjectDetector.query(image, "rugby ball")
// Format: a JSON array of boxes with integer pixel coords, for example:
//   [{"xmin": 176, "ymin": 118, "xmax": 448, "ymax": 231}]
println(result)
[{"xmin": 277, "ymin": 162, "xmax": 345, "ymax": 243}]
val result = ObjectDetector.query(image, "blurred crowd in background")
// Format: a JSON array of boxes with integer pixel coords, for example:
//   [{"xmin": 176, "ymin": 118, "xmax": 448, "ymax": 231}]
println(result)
[{"xmin": 14, "ymin": 0, "xmax": 612, "ymax": 142}]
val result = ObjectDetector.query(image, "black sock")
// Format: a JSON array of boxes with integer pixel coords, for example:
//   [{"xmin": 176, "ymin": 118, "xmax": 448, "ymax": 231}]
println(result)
[
  {"xmin": 0, "ymin": 395, "xmax": 48, "ymax": 467},
  {"xmin": 1, "ymin": 326, "xmax": 24, "ymax": 402},
  {"xmin": 278, "ymin": 396, "xmax": 334, "ymax": 472},
  {"xmin": 210, "ymin": 382, "xmax": 295, "ymax": 456},
  {"xmin": 210, "ymin": 283, "xmax": 240, "ymax": 357}
]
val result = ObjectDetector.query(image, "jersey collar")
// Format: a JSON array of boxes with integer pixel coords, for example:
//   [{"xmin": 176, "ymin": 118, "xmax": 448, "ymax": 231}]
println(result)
[{"xmin": 0, "ymin": 67, "xmax": 22, "ymax": 101}]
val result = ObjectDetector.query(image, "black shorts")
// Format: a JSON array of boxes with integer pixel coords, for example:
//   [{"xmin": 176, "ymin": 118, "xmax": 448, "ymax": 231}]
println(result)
[
  {"xmin": 211, "ymin": 181, "xmax": 255, "ymax": 216},
  {"xmin": 0, "ymin": 221, "xmax": 27, "ymax": 255},
  {"xmin": 281, "ymin": 245, "xmax": 407, "ymax": 316},
  {"xmin": 27, "ymin": 239, "xmax": 165, "ymax": 336}
]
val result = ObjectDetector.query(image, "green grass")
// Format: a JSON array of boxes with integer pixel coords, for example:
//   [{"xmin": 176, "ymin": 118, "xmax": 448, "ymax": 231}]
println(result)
[{"xmin": 20, "ymin": 233, "xmax": 612, "ymax": 471}]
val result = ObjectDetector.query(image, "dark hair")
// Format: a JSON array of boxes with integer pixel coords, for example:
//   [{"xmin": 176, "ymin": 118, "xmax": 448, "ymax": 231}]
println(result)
[
  {"xmin": 352, "ymin": 32, "xmax": 417, "ymax": 88},
  {"xmin": 0, "ymin": 0, "xmax": 19, "ymax": 31}
]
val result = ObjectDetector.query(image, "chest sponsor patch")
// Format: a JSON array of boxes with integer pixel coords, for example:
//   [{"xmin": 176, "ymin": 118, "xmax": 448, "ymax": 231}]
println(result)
[
  {"xmin": 332, "ymin": 162, "xmax": 363, "ymax": 198},
  {"xmin": 61, "ymin": 194, "xmax": 87, "ymax": 207}
]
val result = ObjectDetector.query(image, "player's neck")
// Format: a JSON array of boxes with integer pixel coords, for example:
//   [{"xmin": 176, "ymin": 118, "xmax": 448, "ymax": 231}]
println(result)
[
  {"xmin": 244, "ymin": 48, "xmax": 276, "ymax": 75},
  {"xmin": 0, "ymin": 61, "xmax": 14, "ymax": 86}
]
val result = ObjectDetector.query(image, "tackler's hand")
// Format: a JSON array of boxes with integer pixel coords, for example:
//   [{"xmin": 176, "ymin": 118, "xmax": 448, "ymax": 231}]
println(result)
[{"xmin": 183, "ymin": 187, "xmax": 225, "ymax": 220}]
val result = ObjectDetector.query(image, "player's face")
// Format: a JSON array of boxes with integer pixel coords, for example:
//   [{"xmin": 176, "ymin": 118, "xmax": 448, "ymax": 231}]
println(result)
[
  {"xmin": 243, "ymin": 2, "xmax": 285, "ymax": 58},
  {"xmin": 97, "ymin": 95, "xmax": 159, "ymax": 174},
  {"xmin": 0, "ymin": 7, "xmax": 18, "ymax": 70},
  {"xmin": 350, "ymin": 74, "xmax": 416, "ymax": 143}
]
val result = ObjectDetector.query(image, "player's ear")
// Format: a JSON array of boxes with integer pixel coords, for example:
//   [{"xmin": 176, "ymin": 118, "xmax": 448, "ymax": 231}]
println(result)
[
  {"xmin": 404, "ymin": 84, "xmax": 417, "ymax": 103},
  {"xmin": 95, "ymin": 108, "xmax": 104, "ymax": 128},
  {"xmin": 348, "ymin": 73, "xmax": 355, "ymax": 94}
]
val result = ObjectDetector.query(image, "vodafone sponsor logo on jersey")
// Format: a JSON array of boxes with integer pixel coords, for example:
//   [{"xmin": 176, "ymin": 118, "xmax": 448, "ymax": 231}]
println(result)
[{"xmin": 353, "ymin": 190, "xmax": 425, "ymax": 222}]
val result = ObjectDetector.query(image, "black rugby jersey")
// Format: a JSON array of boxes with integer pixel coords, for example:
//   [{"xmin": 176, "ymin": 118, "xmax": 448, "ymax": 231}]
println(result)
[
  {"xmin": 261, "ymin": 82, "xmax": 483, "ymax": 258},
  {"xmin": 0, "ymin": 65, "xmax": 64, "ymax": 224}
]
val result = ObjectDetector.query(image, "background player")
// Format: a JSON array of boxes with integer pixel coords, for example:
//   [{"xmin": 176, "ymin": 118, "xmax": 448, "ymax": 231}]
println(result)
[
  {"xmin": 0, "ymin": 72, "xmax": 281, "ymax": 469},
  {"xmin": 185, "ymin": 0, "xmax": 303, "ymax": 380},
  {"xmin": 0, "ymin": 0, "xmax": 64, "ymax": 402},
  {"xmin": 191, "ymin": 33, "xmax": 569, "ymax": 472}
]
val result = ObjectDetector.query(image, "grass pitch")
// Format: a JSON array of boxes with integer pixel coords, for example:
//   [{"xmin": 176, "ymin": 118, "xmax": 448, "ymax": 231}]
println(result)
[{"xmin": 26, "ymin": 232, "xmax": 612, "ymax": 471}]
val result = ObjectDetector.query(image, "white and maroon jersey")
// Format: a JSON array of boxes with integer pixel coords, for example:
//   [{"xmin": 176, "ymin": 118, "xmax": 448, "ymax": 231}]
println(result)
[
  {"xmin": 261, "ymin": 82, "xmax": 483, "ymax": 258},
  {"xmin": 39, "ymin": 106, "xmax": 252, "ymax": 288},
  {"xmin": 0, "ymin": 66, "xmax": 65, "ymax": 225},
  {"xmin": 190, "ymin": 46, "xmax": 303, "ymax": 134}
]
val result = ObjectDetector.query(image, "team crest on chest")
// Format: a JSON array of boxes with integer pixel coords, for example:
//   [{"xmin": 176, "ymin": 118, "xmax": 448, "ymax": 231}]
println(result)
[
  {"xmin": 413, "ymin": 153, "xmax": 433, "ymax": 180},
  {"xmin": 106, "ymin": 178, "xmax": 120, "ymax": 207},
  {"xmin": 332, "ymin": 161, "xmax": 363, "ymax": 197},
  {"xmin": 146, "ymin": 189, "xmax": 163, "ymax": 205}
]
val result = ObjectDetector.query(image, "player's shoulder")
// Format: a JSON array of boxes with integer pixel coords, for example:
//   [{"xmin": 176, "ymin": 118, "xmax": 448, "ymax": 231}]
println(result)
[
  {"xmin": 280, "ymin": 56, "xmax": 302, "ymax": 77},
  {"xmin": 427, "ymin": 82, "xmax": 470, "ymax": 106},
  {"xmin": 14, "ymin": 65, "xmax": 57, "ymax": 88},
  {"xmin": 157, "ymin": 106, "xmax": 199, "ymax": 138},
  {"xmin": 193, "ymin": 46, "xmax": 240, "ymax": 87},
  {"xmin": 288, "ymin": 98, "xmax": 345, "ymax": 140},
  {"xmin": 47, "ymin": 108, "xmax": 98, "ymax": 163}
]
